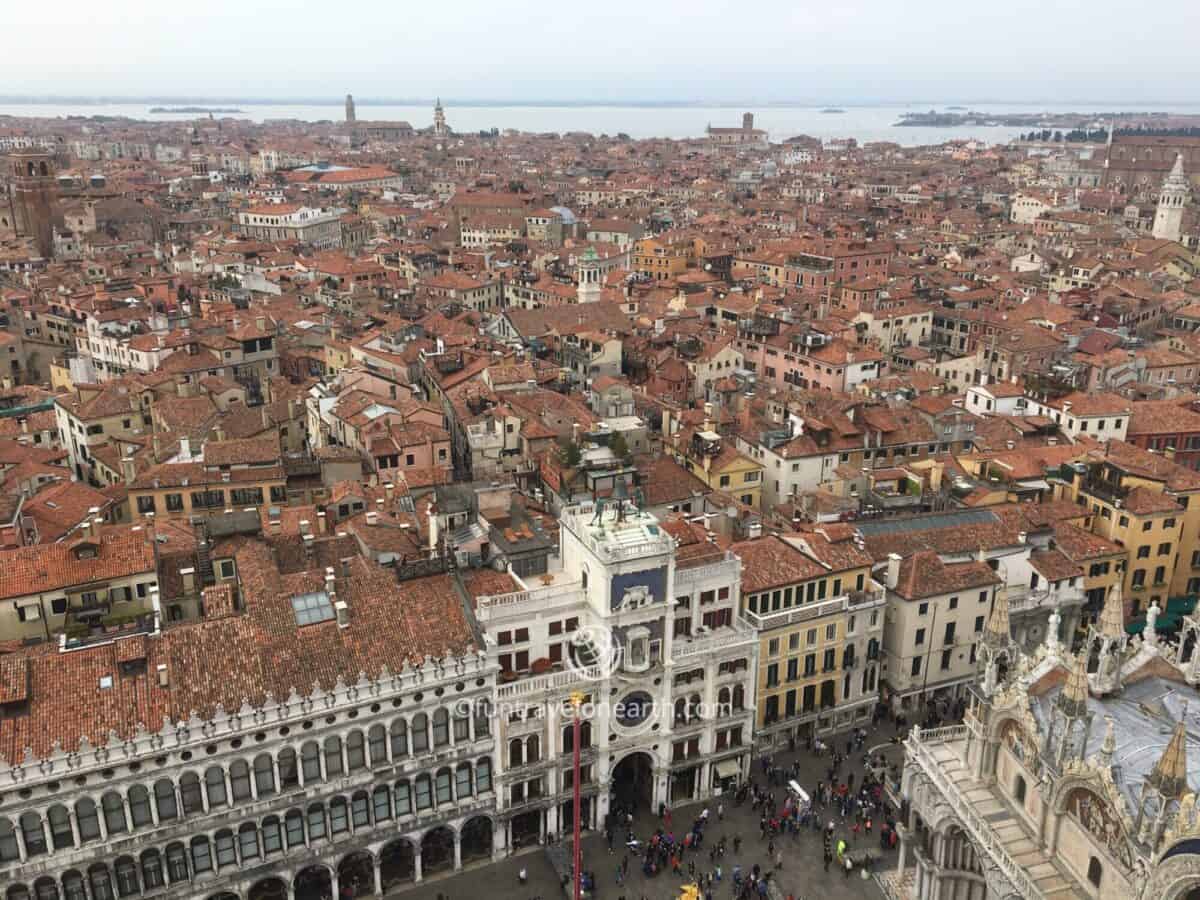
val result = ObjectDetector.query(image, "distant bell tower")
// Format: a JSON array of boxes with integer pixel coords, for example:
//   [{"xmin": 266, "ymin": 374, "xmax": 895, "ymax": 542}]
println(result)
[
  {"xmin": 7, "ymin": 150, "xmax": 57, "ymax": 259},
  {"xmin": 1152, "ymin": 153, "xmax": 1189, "ymax": 242},
  {"xmin": 433, "ymin": 98, "xmax": 447, "ymax": 137},
  {"xmin": 345, "ymin": 93, "xmax": 356, "ymax": 124},
  {"xmin": 742, "ymin": 112, "xmax": 754, "ymax": 133}
]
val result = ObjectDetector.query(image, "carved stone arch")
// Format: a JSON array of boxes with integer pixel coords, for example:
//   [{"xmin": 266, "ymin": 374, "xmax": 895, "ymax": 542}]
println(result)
[
  {"xmin": 1054, "ymin": 781, "xmax": 1135, "ymax": 873},
  {"xmin": 1144, "ymin": 848, "xmax": 1200, "ymax": 900}
]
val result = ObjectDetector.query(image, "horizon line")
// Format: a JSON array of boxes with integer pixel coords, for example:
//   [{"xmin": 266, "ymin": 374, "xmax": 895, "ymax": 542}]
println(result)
[{"xmin": 1, "ymin": 95, "xmax": 1198, "ymax": 110}]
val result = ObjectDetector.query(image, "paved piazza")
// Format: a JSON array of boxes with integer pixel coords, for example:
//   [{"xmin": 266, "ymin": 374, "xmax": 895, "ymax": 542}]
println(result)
[{"xmin": 411, "ymin": 722, "xmax": 911, "ymax": 900}]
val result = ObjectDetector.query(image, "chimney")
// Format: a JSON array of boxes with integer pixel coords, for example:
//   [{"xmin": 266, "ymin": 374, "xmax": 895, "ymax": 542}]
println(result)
[
  {"xmin": 268, "ymin": 516, "xmax": 281, "ymax": 535},
  {"xmin": 181, "ymin": 567, "xmax": 196, "ymax": 593},
  {"xmin": 1005, "ymin": 440, "xmax": 1015, "ymax": 450},
  {"xmin": 180, "ymin": 436, "xmax": 190, "ymax": 459},
  {"xmin": 221, "ymin": 471, "xmax": 230, "ymax": 483},
  {"xmin": 317, "ymin": 511, "xmax": 327, "ymax": 534},
  {"xmin": 156, "ymin": 664, "xmax": 169, "ymax": 688},
  {"xmin": 299, "ymin": 519, "xmax": 311, "ymax": 538},
  {"xmin": 81, "ymin": 516, "xmax": 93, "ymax": 539},
  {"xmin": 121, "ymin": 455, "xmax": 136, "ymax": 484},
  {"xmin": 428, "ymin": 505, "xmax": 439, "ymax": 554},
  {"xmin": 261, "ymin": 406, "xmax": 270, "ymax": 429},
  {"xmin": 256, "ymin": 316, "xmax": 266, "ymax": 332},
  {"xmin": 366, "ymin": 511, "xmax": 379, "ymax": 526},
  {"xmin": 335, "ymin": 599, "xmax": 350, "ymax": 629},
  {"xmin": 340, "ymin": 557, "xmax": 352, "ymax": 578},
  {"xmin": 1018, "ymin": 532, "xmax": 1027, "ymax": 545},
  {"xmin": 886, "ymin": 552, "xmax": 902, "ymax": 590},
  {"xmin": 1165, "ymin": 446, "xmax": 1177, "ymax": 461},
  {"xmin": 384, "ymin": 481, "xmax": 395, "ymax": 503}
]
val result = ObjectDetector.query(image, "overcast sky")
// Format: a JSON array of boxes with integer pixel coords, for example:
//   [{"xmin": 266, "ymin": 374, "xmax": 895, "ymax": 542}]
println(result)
[{"xmin": 4, "ymin": 0, "xmax": 1198, "ymax": 104}]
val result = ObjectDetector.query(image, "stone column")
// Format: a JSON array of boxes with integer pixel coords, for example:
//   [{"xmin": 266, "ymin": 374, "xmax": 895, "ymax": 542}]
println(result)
[
  {"xmin": 897, "ymin": 826, "xmax": 909, "ymax": 873},
  {"xmin": 414, "ymin": 850, "xmax": 423, "ymax": 883},
  {"xmin": 454, "ymin": 832, "xmax": 462, "ymax": 869},
  {"xmin": 373, "ymin": 862, "xmax": 382, "ymax": 896},
  {"xmin": 331, "ymin": 871, "xmax": 339, "ymax": 900},
  {"xmin": 69, "ymin": 810, "xmax": 81, "ymax": 848}
]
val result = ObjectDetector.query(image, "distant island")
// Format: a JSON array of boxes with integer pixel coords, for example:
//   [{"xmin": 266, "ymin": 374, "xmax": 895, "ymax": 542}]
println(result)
[
  {"xmin": 149, "ymin": 106, "xmax": 242, "ymax": 114},
  {"xmin": 820, "ymin": 108, "xmax": 845, "ymax": 114},
  {"xmin": 895, "ymin": 109, "xmax": 1185, "ymax": 128},
  {"xmin": 947, "ymin": 105, "xmax": 967, "ymax": 110}
]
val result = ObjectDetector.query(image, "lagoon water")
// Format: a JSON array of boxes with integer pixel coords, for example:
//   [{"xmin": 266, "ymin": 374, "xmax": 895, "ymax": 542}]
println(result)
[{"xmin": 0, "ymin": 101, "xmax": 1196, "ymax": 146}]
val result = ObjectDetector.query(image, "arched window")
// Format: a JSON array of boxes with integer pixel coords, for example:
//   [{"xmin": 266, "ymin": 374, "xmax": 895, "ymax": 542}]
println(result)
[
  {"xmin": 373, "ymin": 785, "xmax": 392, "ymax": 822},
  {"xmin": 329, "ymin": 797, "xmax": 349, "ymax": 834},
  {"xmin": 415, "ymin": 774, "xmax": 433, "ymax": 810},
  {"xmin": 351, "ymin": 791, "xmax": 370, "ymax": 828},
  {"xmin": 278, "ymin": 748, "xmax": 299, "ymax": 789},
  {"xmin": 1014, "ymin": 775, "xmax": 1027, "ymax": 804},
  {"xmin": 128, "ymin": 785, "xmax": 152, "ymax": 828},
  {"xmin": 527, "ymin": 734, "xmax": 540, "ymax": 763},
  {"xmin": 456, "ymin": 763, "xmax": 473, "ymax": 798},
  {"xmin": 675, "ymin": 697, "xmax": 687, "ymax": 723},
  {"xmin": 0, "ymin": 819, "xmax": 18, "ymax": 861},
  {"xmin": 509, "ymin": 738, "xmax": 523, "ymax": 768},
  {"xmin": 205, "ymin": 766, "xmax": 228, "ymax": 807},
  {"xmin": 189, "ymin": 836, "xmax": 212, "ymax": 874},
  {"xmin": 717, "ymin": 687, "xmax": 732, "ymax": 717},
  {"xmin": 394, "ymin": 780, "xmax": 412, "ymax": 816},
  {"xmin": 300, "ymin": 742, "xmax": 321, "ymax": 782},
  {"xmin": 139, "ymin": 850, "xmax": 164, "ymax": 890},
  {"xmin": 20, "ymin": 813, "xmax": 46, "ymax": 856},
  {"xmin": 8, "ymin": 885, "xmax": 30, "ymax": 900},
  {"xmin": 154, "ymin": 779, "xmax": 178, "ymax": 821},
  {"xmin": 164, "ymin": 843, "xmax": 189, "ymax": 883},
  {"xmin": 433, "ymin": 708, "xmax": 450, "ymax": 746},
  {"xmin": 254, "ymin": 753, "xmax": 275, "ymax": 796},
  {"xmin": 476, "ymin": 757, "xmax": 493, "ymax": 793},
  {"xmin": 101, "ymin": 792, "xmax": 128, "ymax": 835},
  {"xmin": 474, "ymin": 699, "xmax": 492, "ymax": 737},
  {"xmin": 435, "ymin": 768, "xmax": 453, "ymax": 804},
  {"xmin": 732, "ymin": 684, "xmax": 745, "ymax": 710},
  {"xmin": 230, "ymin": 760, "xmax": 252, "ymax": 801},
  {"xmin": 390, "ymin": 719, "xmax": 408, "ymax": 757},
  {"xmin": 61, "ymin": 873, "xmax": 86, "ymax": 900},
  {"xmin": 47, "ymin": 806, "xmax": 74, "ymax": 850},
  {"xmin": 75, "ymin": 799, "xmax": 101, "ymax": 842},
  {"xmin": 1087, "ymin": 856, "xmax": 1102, "ymax": 887},
  {"xmin": 238, "ymin": 823, "xmax": 259, "ymax": 860},
  {"xmin": 87, "ymin": 865, "xmax": 114, "ymax": 900},
  {"xmin": 180, "ymin": 772, "xmax": 203, "ymax": 814},
  {"xmin": 368, "ymin": 724, "xmax": 388, "ymax": 765},
  {"xmin": 284, "ymin": 809, "xmax": 305, "ymax": 848},
  {"xmin": 262, "ymin": 816, "xmax": 283, "ymax": 855},
  {"xmin": 34, "ymin": 878, "xmax": 58, "ymax": 900},
  {"xmin": 346, "ymin": 731, "xmax": 366, "ymax": 771},
  {"xmin": 306, "ymin": 803, "xmax": 327, "ymax": 841},
  {"xmin": 113, "ymin": 857, "xmax": 138, "ymax": 897},
  {"xmin": 324, "ymin": 736, "xmax": 344, "ymax": 777},
  {"xmin": 411, "ymin": 714, "xmax": 429, "ymax": 753},
  {"xmin": 213, "ymin": 829, "xmax": 236, "ymax": 869},
  {"xmin": 454, "ymin": 706, "xmax": 471, "ymax": 741}
]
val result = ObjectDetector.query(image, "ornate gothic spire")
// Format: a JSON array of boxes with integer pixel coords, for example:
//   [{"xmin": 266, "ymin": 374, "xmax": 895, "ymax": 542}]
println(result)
[
  {"xmin": 984, "ymin": 585, "xmax": 1012, "ymax": 648},
  {"xmin": 1099, "ymin": 582, "xmax": 1125, "ymax": 638},
  {"xmin": 1148, "ymin": 702, "xmax": 1190, "ymax": 801},
  {"xmin": 1057, "ymin": 650, "xmax": 1091, "ymax": 719}
]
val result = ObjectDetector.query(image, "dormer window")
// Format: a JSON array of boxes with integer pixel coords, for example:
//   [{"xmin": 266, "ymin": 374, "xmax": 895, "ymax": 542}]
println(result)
[{"xmin": 72, "ymin": 541, "xmax": 99, "ymax": 560}]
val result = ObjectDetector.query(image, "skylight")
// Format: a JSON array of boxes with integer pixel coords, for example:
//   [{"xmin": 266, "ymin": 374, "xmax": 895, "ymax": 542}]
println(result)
[{"xmin": 291, "ymin": 591, "xmax": 335, "ymax": 626}]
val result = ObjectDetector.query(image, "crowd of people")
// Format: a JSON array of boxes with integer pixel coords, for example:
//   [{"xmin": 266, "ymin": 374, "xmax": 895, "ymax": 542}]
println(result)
[{"xmin": 581, "ymin": 725, "xmax": 905, "ymax": 900}]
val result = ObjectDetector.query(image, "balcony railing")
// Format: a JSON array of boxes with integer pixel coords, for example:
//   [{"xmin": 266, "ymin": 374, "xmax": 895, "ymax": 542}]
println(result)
[
  {"xmin": 673, "ymin": 620, "xmax": 757, "ymax": 659},
  {"xmin": 497, "ymin": 665, "xmax": 602, "ymax": 699},
  {"xmin": 906, "ymin": 725, "xmax": 1042, "ymax": 899}
]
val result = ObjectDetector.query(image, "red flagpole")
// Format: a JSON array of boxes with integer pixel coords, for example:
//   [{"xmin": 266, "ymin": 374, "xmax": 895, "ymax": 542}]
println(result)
[{"xmin": 572, "ymin": 692, "xmax": 583, "ymax": 900}]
